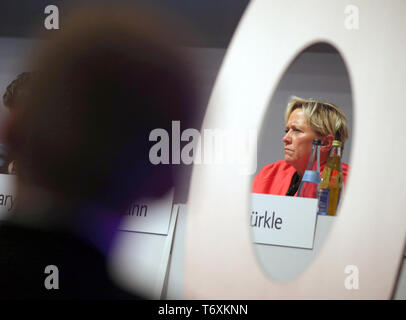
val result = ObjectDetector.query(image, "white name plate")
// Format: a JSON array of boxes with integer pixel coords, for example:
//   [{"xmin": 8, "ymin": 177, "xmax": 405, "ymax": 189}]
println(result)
[
  {"xmin": 251, "ymin": 193, "xmax": 318, "ymax": 249},
  {"xmin": 119, "ymin": 189, "xmax": 174, "ymax": 235},
  {"xmin": 0, "ymin": 174, "xmax": 17, "ymax": 220}
]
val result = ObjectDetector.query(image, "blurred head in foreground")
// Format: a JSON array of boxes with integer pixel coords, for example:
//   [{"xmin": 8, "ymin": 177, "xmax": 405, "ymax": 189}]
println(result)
[
  {"xmin": 7, "ymin": 6, "xmax": 198, "ymax": 214},
  {"xmin": 3, "ymin": 72, "xmax": 34, "ymax": 112},
  {"xmin": 2, "ymin": 72, "xmax": 34, "ymax": 174}
]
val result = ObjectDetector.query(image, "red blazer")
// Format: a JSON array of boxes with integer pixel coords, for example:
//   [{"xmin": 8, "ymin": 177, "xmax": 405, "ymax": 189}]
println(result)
[{"xmin": 252, "ymin": 160, "xmax": 349, "ymax": 196}]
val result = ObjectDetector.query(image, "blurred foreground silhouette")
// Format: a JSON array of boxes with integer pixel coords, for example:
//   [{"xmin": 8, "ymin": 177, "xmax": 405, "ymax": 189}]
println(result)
[{"xmin": 0, "ymin": 5, "xmax": 199, "ymax": 299}]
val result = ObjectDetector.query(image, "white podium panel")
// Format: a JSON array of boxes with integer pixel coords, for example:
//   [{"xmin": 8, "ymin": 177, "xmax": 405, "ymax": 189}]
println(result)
[
  {"xmin": 251, "ymin": 194, "xmax": 318, "ymax": 249},
  {"xmin": 109, "ymin": 204, "xmax": 179, "ymax": 299},
  {"xmin": 164, "ymin": 204, "xmax": 188, "ymax": 299},
  {"xmin": 0, "ymin": 174, "xmax": 17, "ymax": 220},
  {"xmin": 119, "ymin": 189, "xmax": 174, "ymax": 235}
]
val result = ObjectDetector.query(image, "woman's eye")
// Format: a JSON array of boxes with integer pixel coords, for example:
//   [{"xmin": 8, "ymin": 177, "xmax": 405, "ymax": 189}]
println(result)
[{"xmin": 285, "ymin": 128, "xmax": 301, "ymax": 134}]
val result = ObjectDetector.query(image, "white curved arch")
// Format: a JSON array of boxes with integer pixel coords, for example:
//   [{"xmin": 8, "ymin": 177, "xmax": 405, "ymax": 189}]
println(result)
[{"xmin": 184, "ymin": 0, "xmax": 406, "ymax": 299}]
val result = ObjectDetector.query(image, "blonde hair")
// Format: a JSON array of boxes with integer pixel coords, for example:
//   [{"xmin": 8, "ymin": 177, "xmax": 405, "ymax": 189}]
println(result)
[{"xmin": 285, "ymin": 96, "xmax": 349, "ymax": 148}]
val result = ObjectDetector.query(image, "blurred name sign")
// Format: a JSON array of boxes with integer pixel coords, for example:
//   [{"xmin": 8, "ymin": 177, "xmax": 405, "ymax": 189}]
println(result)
[
  {"xmin": 251, "ymin": 193, "xmax": 318, "ymax": 249},
  {"xmin": 0, "ymin": 174, "xmax": 17, "ymax": 220},
  {"xmin": 120, "ymin": 189, "xmax": 174, "ymax": 235}
]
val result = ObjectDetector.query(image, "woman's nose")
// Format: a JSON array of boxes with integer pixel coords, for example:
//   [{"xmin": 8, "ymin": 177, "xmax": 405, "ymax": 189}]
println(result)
[{"xmin": 282, "ymin": 131, "xmax": 291, "ymax": 144}]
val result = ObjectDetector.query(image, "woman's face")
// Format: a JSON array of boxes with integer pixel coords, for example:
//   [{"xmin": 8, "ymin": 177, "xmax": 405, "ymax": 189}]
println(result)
[{"xmin": 283, "ymin": 108, "xmax": 319, "ymax": 175}]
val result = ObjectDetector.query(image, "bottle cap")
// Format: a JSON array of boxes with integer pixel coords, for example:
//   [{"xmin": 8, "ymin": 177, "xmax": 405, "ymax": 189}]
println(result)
[
  {"xmin": 312, "ymin": 139, "xmax": 321, "ymax": 145},
  {"xmin": 332, "ymin": 140, "xmax": 342, "ymax": 147}
]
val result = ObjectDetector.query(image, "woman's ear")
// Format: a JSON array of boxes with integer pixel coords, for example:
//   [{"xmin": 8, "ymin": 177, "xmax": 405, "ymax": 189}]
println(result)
[{"xmin": 321, "ymin": 134, "xmax": 334, "ymax": 153}]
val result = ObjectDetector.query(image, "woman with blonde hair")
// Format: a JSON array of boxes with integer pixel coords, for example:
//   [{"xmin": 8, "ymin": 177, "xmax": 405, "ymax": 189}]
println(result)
[{"xmin": 252, "ymin": 97, "xmax": 349, "ymax": 196}]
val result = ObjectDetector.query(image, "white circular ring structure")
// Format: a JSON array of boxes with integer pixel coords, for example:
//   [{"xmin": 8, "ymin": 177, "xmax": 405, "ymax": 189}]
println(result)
[{"xmin": 185, "ymin": 0, "xmax": 406, "ymax": 299}]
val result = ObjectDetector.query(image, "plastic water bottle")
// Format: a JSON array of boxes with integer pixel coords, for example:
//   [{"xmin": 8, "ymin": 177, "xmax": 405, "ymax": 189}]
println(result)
[{"xmin": 297, "ymin": 139, "xmax": 321, "ymax": 198}]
